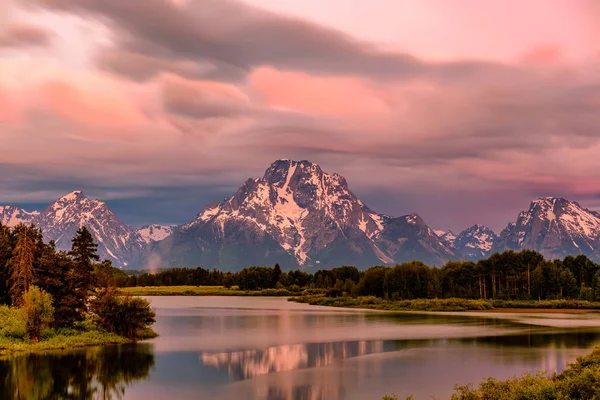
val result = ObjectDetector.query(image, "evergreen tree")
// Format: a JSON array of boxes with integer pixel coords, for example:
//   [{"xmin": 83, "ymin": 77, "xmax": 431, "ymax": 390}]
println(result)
[
  {"xmin": 67, "ymin": 227, "xmax": 100, "ymax": 318},
  {"xmin": 8, "ymin": 225, "xmax": 35, "ymax": 305},
  {"xmin": 272, "ymin": 263, "xmax": 282, "ymax": 287},
  {"xmin": 0, "ymin": 223, "xmax": 12, "ymax": 305},
  {"xmin": 69, "ymin": 226, "xmax": 100, "ymax": 293}
]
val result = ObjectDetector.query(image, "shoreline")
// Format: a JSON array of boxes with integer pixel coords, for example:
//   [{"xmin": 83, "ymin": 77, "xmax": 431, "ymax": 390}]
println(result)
[
  {"xmin": 0, "ymin": 331, "xmax": 132, "ymax": 357},
  {"xmin": 119, "ymin": 285, "xmax": 300, "ymax": 297},
  {"xmin": 288, "ymin": 294, "xmax": 600, "ymax": 313}
]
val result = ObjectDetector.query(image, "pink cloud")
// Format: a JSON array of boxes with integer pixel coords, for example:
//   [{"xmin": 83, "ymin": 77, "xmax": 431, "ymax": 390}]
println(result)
[
  {"xmin": 0, "ymin": 88, "xmax": 23, "ymax": 124},
  {"xmin": 249, "ymin": 67, "xmax": 391, "ymax": 117},
  {"xmin": 37, "ymin": 77, "xmax": 147, "ymax": 130}
]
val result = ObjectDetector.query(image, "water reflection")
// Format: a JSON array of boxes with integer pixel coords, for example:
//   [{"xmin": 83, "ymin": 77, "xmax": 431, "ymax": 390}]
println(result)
[
  {"xmin": 0, "ymin": 344, "xmax": 154, "ymax": 400},
  {"xmin": 199, "ymin": 330, "xmax": 600, "ymax": 384},
  {"xmin": 201, "ymin": 341, "xmax": 393, "ymax": 380}
]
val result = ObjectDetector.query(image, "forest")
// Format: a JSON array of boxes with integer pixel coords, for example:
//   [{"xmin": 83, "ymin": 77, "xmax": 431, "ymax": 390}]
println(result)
[{"xmin": 122, "ymin": 249, "xmax": 600, "ymax": 302}]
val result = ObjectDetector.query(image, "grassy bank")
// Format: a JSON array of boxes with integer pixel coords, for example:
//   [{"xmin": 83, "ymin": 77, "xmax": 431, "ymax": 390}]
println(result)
[
  {"xmin": 290, "ymin": 295, "xmax": 600, "ymax": 312},
  {"xmin": 119, "ymin": 285, "xmax": 300, "ymax": 297},
  {"xmin": 0, "ymin": 305, "xmax": 157, "ymax": 356},
  {"xmin": 385, "ymin": 346, "xmax": 600, "ymax": 399}
]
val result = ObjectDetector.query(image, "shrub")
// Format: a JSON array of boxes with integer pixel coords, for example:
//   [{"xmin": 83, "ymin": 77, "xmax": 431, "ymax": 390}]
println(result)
[
  {"xmin": 325, "ymin": 288, "xmax": 343, "ymax": 298},
  {"xmin": 91, "ymin": 288, "xmax": 156, "ymax": 340},
  {"xmin": 0, "ymin": 305, "xmax": 27, "ymax": 339},
  {"xmin": 22, "ymin": 286, "xmax": 55, "ymax": 342}
]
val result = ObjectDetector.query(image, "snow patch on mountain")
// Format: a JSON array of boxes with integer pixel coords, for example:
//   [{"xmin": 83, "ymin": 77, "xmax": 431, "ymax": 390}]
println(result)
[
  {"xmin": 434, "ymin": 229, "xmax": 457, "ymax": 246},
  {"xmin": 137, "ymin": 224, "xmax": 176, "ymax": 243}
]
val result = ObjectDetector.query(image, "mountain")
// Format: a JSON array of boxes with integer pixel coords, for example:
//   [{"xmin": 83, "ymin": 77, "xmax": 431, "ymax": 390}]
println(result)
[
  {"xmin": 0, "ymin": 191, "xmax": 148, "ymax": 268},
  {"xmin": 493, "ymin": 197, "xmax": 600, "ymax": 261},
  {"xmin": 137, "ymin": 224, "xmax": 176, "ymax": 243},
  {"xmin": 434, "ymin": 230, "xmax": 457, "ymax": 246},
  {"xmin": 453, "ymin": 224, "xmax": 497, "ymax": 260},
  {"xmin": 0, "ymin": 205, "xmax": 39, "ymax": 227},
  {"xmin": 154, "ymin": 159, "xmax": 457, "ymax": 270},
  {"xmin": 32, "ymin": 191, "xmax": 147, "ymax": 267}
]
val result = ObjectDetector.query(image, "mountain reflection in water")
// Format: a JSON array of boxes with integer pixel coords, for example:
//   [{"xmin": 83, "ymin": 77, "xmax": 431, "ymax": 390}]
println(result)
[
  {"xmin": 0, "ymin": 344, "xmax": 154, "ymax": 400},
  {"xmin": 200, "ymin": 340, "xmax": 395, "ymax": 380}
]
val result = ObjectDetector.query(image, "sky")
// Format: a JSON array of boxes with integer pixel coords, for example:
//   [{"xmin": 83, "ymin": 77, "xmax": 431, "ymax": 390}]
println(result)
[{"xmin": 1, "ymin": 0, "xmax": 600, "ymax": 232}]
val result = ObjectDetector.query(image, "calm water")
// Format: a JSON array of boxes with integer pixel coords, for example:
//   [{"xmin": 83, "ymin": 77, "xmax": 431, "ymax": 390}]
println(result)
[{"xmin": 3, "ymin": 297, "xmax": 600, "ymax": 400}]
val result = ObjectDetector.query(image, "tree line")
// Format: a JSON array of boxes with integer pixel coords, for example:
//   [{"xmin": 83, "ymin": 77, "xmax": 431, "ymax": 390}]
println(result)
[{"xmin": 123, "ymin": 250, "xmax": 600, "ymax": 301}]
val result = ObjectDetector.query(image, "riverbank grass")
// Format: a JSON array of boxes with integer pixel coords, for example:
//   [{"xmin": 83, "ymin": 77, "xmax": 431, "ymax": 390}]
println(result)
[
  {"xmin": 291, "ymin": 295, "xmax": 600, "ymax": 312},
  {"xmin": 119, "ymin": 285, "xmax": 299, "ymax": 296},
  {"xmin": 0, "ymin": 303, "xmax": 157, "ymax": 356}
]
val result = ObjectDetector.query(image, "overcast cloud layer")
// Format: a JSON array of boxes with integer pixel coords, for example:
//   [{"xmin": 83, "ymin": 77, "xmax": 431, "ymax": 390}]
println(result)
[{"xmin": 1, "ymin": 0, "xmax": 600, "ymax": 231}]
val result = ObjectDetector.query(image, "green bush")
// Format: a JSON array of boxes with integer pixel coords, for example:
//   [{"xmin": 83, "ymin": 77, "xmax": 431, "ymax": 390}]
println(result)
[
  {"xmin": 0, "ymin": 305, "xmax": 27, "ymax": 339},
  {"xmin": 90, "ymin": 288, "xmax": 156, "ymax": 340},
  {"xmin": 22, "ymin": 286, "xmax": 54, "ymax": 342}
]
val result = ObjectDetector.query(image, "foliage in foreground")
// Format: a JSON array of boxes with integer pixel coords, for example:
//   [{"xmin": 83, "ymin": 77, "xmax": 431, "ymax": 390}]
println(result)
[
  {"xmin": 90, "ymin": 288, "xmax": 157, "ymax": 340},
  {"xmin": 383, "ymin": 347, "xmax": 600, "ymax": 399},
  {"xmin": 22, "ymin": 285, "xmax": 54, "ymax": 342},
  {"xmin": 451, "ymin": 346, "xmax": 600, "ymax": 399},
  {"xmin": 0, "ymin": 224, "xmax": 157, "ymax": 354}
]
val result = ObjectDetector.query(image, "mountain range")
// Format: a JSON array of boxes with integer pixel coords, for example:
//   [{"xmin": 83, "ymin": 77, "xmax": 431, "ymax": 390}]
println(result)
[{"xmin": 2, "ymin": 160, "xmax": 600, "ymax": 270}]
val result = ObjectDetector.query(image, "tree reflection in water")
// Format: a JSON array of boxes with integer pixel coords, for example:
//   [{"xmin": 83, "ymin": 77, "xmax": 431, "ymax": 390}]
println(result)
[{"xmin": 0, "ymin": 344, "xmax": 154, "ymax": 400}]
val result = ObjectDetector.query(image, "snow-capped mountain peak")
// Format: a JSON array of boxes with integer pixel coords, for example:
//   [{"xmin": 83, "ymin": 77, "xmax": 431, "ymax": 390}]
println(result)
[
  {"xmin": 453, "ymin": 224, "xmax": 497, "ymax": 260},
  {"xmin": 0, "ymin": 205, "xmax": 39, "ymax": 227},
  {"xmin": 494, "ymin": 197, "xmax": 600, "ymax": 261},
  {"xmin": 181, "ymin": 159, "xmax": 386, "ymax": 265},
  {"xmin": 29, "ymin": 191, "xmax": 147, "ymax": 267},
  {"xmin": 163, "ymin": 159, "xmax": 456, "ymax": 269}
]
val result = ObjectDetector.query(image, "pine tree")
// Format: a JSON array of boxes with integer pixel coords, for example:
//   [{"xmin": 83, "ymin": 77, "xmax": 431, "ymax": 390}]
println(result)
[
  {"xmin": 8, "ymin": 225, "xmax": 35, "ymax": 305},
  {"xmin": 272, "ymin": 263, "xmax": 282, "ymax": 287},
  {"xmin": 69, "ymin": 226, "xmax": 99, "ymax": 291},
  {"xmin": 68, "ymin": 227, "xmax": 100, "ymax": 317},
  {"xmin": 0, "ymin": 223, "xmax": 12, "ymax": 305}
]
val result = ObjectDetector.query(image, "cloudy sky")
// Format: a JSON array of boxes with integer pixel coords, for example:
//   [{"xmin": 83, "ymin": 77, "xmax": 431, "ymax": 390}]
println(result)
[{"xmin": 1, "ymin": 0, "xmax": 599, "ymax": 232}]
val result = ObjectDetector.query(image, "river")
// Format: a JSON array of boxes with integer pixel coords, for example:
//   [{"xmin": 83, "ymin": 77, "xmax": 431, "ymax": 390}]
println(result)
[{"xmin": 3, "ymin": 296, "xmax": 600, "ymax": 399}]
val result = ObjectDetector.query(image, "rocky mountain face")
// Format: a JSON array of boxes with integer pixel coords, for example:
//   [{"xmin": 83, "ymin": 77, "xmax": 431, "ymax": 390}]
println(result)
[
  {"xmin": 0, "ymin": 191, "xmax": 147, "ymax": 268},
  {"xmin": 154, "ymin": 160, "xmax": 457, "ymax": 270},
  {"xmin": 0, "ymin": 205, "xmax": 38, "ymax": 227},
  {"xmin": 434, "ymin": 230, "xmax": 457, "ymax": 247},
  {"xmin": 493, "ymin": 197, "xmax": 600, "ymax": 261},
  {"xmin": 452, "ymin": 224, "xmax": 498, "ymax": 260},
  {"xmin": 137, "ymin": 224, "xmax": 176, "ymax": 244}
]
